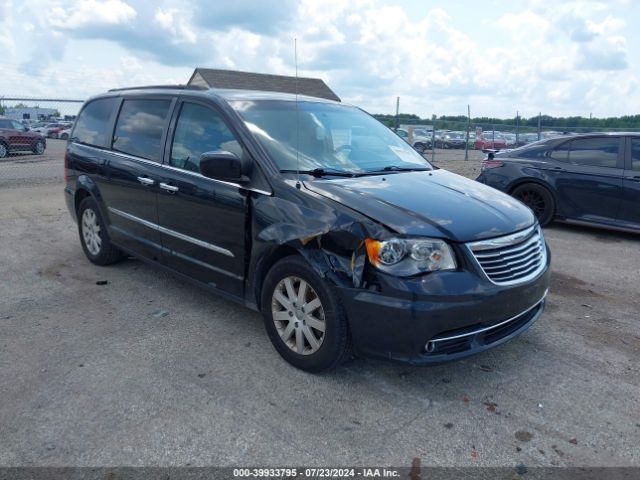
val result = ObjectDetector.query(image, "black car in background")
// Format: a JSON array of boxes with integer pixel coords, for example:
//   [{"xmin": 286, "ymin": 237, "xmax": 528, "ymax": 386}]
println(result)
[
  {"xmin": 437, "ymin": 132, "xmax": 466, "ymax": 149},
  {"xmin": 64, "ymin": 86, "xmax": 550, "ymax": 372},
  {"xmin": 476, "ymin": 134, "xmax": 640, "ymax": 232}
]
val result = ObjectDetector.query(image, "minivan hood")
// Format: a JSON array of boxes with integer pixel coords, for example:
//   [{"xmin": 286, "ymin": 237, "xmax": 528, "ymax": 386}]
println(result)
[{"xmin": 303, "ymin": 169, "xmax": 535, "ymax": 242}]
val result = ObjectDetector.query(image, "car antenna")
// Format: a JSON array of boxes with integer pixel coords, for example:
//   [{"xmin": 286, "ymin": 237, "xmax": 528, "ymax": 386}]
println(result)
[{"xmin": 294, "ymin": 37, "xmax": 301, "ymax": 189}]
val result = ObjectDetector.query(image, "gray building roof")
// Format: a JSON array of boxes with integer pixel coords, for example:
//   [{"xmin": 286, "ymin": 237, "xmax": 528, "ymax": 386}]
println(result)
[{"xmin": 187, "ymin": 68, "xmax": 340, "ymax": 102}]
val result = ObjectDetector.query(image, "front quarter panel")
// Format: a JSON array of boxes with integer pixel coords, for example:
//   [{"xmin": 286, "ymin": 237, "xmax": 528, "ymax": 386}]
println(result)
[{"xmin": 246, "ymin": 178, "xmax": 391, "ymax": 309}]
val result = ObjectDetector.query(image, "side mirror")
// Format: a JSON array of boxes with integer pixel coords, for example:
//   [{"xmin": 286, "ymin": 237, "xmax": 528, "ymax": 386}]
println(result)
[
  {"xmin": 23, "ymin": 126, "xmax": 29, "ymax": 132},
  {"xmin": 199, "ymin": 150, "xmax": 248, "ymax": 182}
]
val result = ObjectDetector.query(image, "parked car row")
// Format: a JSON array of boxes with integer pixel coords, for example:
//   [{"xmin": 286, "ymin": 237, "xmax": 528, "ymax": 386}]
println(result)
[
  {"xmin": 396, "ymin": 129, "xmax": 471, "ymax": 152},
  {"xmin": 397, "ymin": 127, "xmax": 579, "ymax": 154},
  {"xmin": 476, "ymin": 131, "xmax": 577, "ymax": 151},
  {"xmin": 30, "ymin": 121, "xmax": 74, "ymax": 138}
]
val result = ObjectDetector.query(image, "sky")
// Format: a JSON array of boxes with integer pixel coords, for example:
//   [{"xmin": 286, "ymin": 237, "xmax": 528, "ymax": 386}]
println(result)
[{"xmin": 1, "ymin": 0, "xmax": 639, "ymax": 119}]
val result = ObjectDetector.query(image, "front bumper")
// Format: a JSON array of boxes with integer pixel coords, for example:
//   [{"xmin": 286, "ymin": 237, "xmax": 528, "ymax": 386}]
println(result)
[{"xmin": 337, "ymin": 244, "xmax": 551, "ymax": 364}]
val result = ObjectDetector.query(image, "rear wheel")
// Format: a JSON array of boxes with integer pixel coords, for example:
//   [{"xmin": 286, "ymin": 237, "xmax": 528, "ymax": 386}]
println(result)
[
  {"xmin": 261, "ymin": 256, "xmax": 351, "ymax": 372},
  {"xmin": 60, "ymin": 133, "xmax": 69, "ymax": 140},
  {"xmin": 414, "ymin": 142, "xmax": 426, "ymax": 154},
  {"xmin": 77, "ymin": 196, "xmax": 125, "ymax": 265},
  {"xmin": 512, "ymin": 183, "xmax": 555, "ymax": 226}
]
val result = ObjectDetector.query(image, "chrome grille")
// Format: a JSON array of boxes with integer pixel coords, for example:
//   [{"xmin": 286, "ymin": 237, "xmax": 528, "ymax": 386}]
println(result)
[{"xmin": 467, "ymin": 225, "xmax": 546, "ymax": 285}]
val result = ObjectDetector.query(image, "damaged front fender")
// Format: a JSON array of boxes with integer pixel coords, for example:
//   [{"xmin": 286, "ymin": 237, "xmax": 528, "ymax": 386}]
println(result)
[{"xmin": 246, "ymin": 184, "xmax": 392, "ymax": 308}]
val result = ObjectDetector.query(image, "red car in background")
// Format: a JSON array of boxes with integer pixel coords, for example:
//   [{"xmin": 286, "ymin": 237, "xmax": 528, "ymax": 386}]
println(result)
[
  {"xmin": 0, "ymin": 117, "xmax": 46, "ymax": 157},
  {"xmin": 475, "ymin": 131, "xmax": 507, "ymax": 150}
]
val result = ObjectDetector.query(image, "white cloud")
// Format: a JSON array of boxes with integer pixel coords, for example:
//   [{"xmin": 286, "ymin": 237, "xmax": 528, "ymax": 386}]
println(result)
[
  {"xmin": 0, "ymin": 0, "xmax": 638, "ymax": 118},
  {"xmin": 48, "ymin": 0, "xmax": 137, "ymax": 29},
  {"xmin": 154, "ymin": 8, "xmax": 197, "ymax": 44}
]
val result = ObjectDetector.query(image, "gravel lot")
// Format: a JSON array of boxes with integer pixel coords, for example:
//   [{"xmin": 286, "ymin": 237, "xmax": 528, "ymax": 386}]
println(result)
[{"xmin": 0, "ymin": 143, "xmax": 638, "ymax": 468}]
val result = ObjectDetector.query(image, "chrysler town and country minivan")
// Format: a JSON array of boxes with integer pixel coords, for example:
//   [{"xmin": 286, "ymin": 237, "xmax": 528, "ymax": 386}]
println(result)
[{"xmin": 64, "ymin": 86, "xmax": 550, "ymax": 372}]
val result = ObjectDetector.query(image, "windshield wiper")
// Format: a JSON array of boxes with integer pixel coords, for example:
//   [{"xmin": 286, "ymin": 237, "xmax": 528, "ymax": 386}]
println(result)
[
  {"xmin": 361, "ymin": 165, "xmax": 432, "ymax": 175},
  {"xmin": 280, "ymin": 168, "xmax": 359, "ymax": 177},
  {"xmin": 382, "ymin": 165, "xmax": 431, "ymax": 172}
]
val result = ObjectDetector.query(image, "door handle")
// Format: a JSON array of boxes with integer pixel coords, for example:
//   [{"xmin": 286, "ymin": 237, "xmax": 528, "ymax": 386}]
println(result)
[
  {"xmin": 159, "ymin": 182, "xmax": 179, "ymax": 193},
  {"xmin": 137, "ymin": 176, "xmax": 155, "ymax": 186}
]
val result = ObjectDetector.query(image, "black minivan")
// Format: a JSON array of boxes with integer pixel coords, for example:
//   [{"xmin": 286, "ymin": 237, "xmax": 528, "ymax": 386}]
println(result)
[{"xmin": 64, "ymin": 86, "xmax": 550, "ymax": 372}]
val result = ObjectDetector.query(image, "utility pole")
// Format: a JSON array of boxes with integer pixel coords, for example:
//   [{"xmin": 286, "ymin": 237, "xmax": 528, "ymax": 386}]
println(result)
[
  {"xmin": 394, "ymin": 96, "xmax": 400, "ymax": 132},
  {"xmin": 431, "ymin": 114, "xmax": 436, "ymax": 164},
  {"xmin": 537, "ymin": 112, "xmax": 542, "ymax": 141},
  {"xmin": 464, "ymin": 104, "xmax": 471, "ymax": 161}
]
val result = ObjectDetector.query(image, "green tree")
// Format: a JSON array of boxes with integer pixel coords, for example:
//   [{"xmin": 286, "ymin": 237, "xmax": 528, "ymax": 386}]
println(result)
[{"xmin": 373, "ymin": 112, "xmax": 640, "ymax": 131}]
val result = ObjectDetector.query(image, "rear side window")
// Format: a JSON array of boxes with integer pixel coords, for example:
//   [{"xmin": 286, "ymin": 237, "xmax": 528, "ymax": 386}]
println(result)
[
  {"xmin": 73, "ymin": 98, "xmax": 118, "ymax": 148},
  {"xmin": 631, "ymin": 139, "xmax": 640, "ymax": 171},
  {"xmin": 549, "ymin": 142, "xmax": 570, "ymax": 161},
  {"xmin": 113, "ymin": 99, "xmax": 172, "ymax": 162},
  {"xmin": 518, "ymin": 146, "xmax": 548, "ymax": 159},
  {"xmin": 568, "ymin": 137, "xmax": 619, "ymax": 168}
]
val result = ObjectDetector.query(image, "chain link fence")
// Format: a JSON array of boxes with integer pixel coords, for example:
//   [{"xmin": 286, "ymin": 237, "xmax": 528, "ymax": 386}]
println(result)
[
  {"xmin": 0, "ymin": 96, "xmax": 83, "ymax": 185},
  {"xmin": 375, "ymin": 114, "xmax": 640, "ymax": 164},
  {"xmin": 3, "ymin": 94, "xmax": 640, "ymax": 185}
]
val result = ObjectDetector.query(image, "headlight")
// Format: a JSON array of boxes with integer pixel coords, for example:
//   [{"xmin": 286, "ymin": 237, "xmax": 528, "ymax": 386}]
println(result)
[{"xmin": 365, "ymin": 237, "xmax": 457, "ymax": 276}]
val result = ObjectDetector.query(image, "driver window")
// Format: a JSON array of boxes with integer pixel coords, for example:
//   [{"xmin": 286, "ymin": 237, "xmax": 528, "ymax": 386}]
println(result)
[{"xmin": 170, "ymin": 102, "xmax": 244, "ymax": 173}]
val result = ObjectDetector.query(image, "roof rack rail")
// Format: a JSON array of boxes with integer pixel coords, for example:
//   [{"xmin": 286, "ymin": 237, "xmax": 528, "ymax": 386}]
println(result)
[{"xmin": 108, "ymin": 84, "xmax": 208, "ymax": 92}]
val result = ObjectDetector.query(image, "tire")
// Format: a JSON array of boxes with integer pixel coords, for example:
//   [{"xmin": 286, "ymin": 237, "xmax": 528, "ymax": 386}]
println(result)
[
  {"xmin": 0, "ymin": 142, "xmax": 7, "ymax": 158},
  {"xmin": 77, "ymin": 196, "xmax": 125, "ymax": 265},
  {"xmin": 512, "ymin": 183, "xmax": 555, "ymax": 226},
  {"xmin": 32, "ymin": 140, "xmax": 45, "ymax": 155},
  {"xmin": 60, "ymin": 133, "xmax": 69, "ymax": 140},
  {"xmin": 414, "ymin": 142, "xmax": 425, "ymax": 154},
  {"xmin": 261, "ymin": 255, "xmax": 351, "ymax": 373}
]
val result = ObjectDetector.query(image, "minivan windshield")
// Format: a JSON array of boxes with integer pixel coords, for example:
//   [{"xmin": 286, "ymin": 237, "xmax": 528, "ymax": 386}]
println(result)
[{"xmin": 232, "ymin": 100, "xmax": 432, "ymax": 174}]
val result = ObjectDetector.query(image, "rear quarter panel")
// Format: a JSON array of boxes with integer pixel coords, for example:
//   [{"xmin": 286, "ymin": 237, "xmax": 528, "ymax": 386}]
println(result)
[{"xmin": 477, "ymin": 158, "xmax": 563, "ymax": 213}]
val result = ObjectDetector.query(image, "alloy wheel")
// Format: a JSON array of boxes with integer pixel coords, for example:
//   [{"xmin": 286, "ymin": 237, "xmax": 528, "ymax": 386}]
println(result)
[
  {"xmin": 35, "ymin": 142, "xmax": 44, "ymax": 154},
  {"xmin": 81, "ymin": 208, "xmax": 102, "ymax": 256},
  {"xmin": 271, "ymin": 276, "xmax": 326, "ymax": 355},
  {"xmin": 0, "ymin": 143, "xmax": 7, "ymax": 158},
  {"xmin": 518, "ymin": 190, "xmax": 546, "ymax": 217}
]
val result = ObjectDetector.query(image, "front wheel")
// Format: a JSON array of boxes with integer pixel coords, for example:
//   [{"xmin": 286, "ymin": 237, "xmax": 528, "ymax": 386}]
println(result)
[
  {"xmin": 512, "ymin": 183, "xmax": 555, "ymax": 226},
  {"xmin": 32, "ymin": 140, "xmax": 45, "ymax": 155},
  {"xmin": 0, "ymin": 142, "xmax": 7, "ymax": 158},
  {"xmin": 414, "ymin": 142, "xmax": 425, "ymax": 154},
  {"xmin": 77, "ymin": 196, "xmax": 125, "ymax": 265},
  {"xmin": 261, "ymin": 256, "xmax": 351, "ymax": 372}
]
